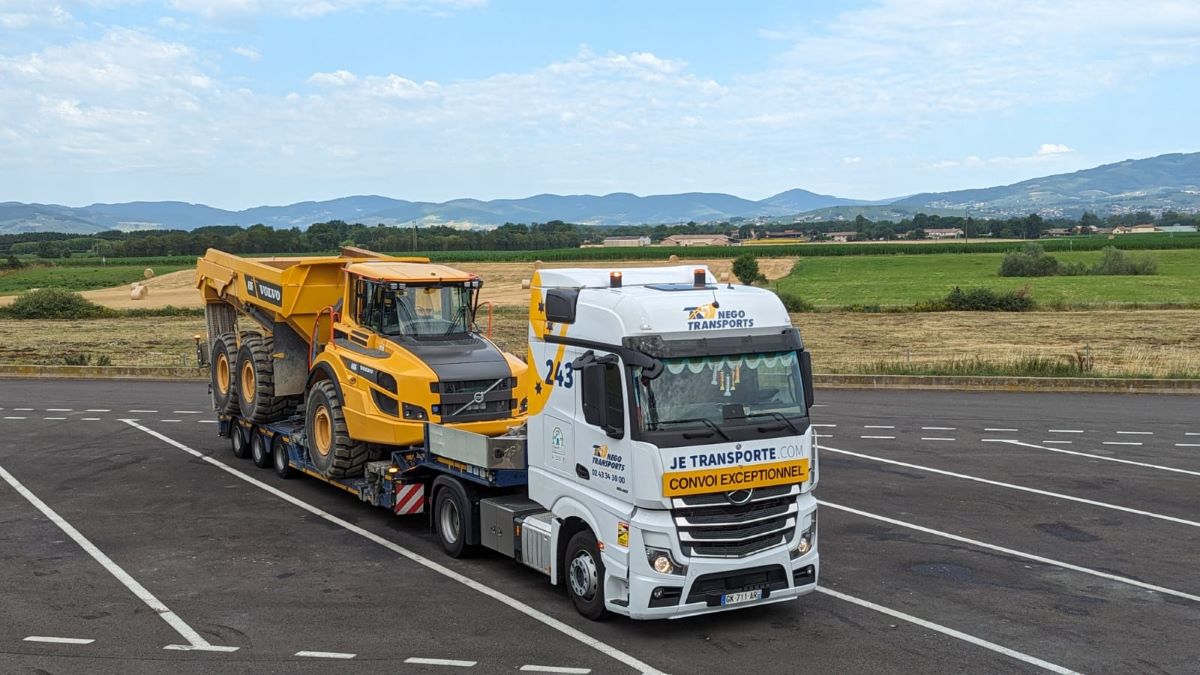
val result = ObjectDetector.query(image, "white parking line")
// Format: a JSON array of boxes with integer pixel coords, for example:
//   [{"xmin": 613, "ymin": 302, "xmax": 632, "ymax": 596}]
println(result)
[
  {"xmin": 14, "ymin": 408, "xmax": 32, "ymax": 411},
  {"xmin": 864, "ymin": 425, "xmax": 895, "ymax": 429},
  {"xmin": 985, "ymin": 428, "xmax": 1018, "ymax": 432},
  {"xmin": 921, "ymin": 437, "xmax": 955, "ymax": 442},
  {"xmin": 45, "ymin": 408, "xmax": 72, "ymax": 412},
  {"xmin": 405, "ymin": 657, "xmax": 477, "ymax": 667},
  {"xmin": 0, "ymin": 463, "xmax": 237, "ymax": 653},
  {"xmin": 296, "ymin": 650, "xmax": 356, "ymax": 659},
  {"xmin": 122, "ymin": 420, "xmax": 666, "ymax": 675},
  {"xmin": 1187, "ymin": 433, "xmax": 1200, "ymax": 436},
  {"xmin": 1102, "ymin": 442, "xmax": 1142, "ymax": 446},
  {"xmin": 815, "ymin": 588, "xmax": 1076, "ymax": 674},
  {"xmin": 160, "ymin": 419, "xmax": 182, "ymax": 423},
  {"xmin": 81, "ymin": 418, "xmax": 102, "ymax": 421},
  {"xmin": 921, "ymin": 426, "xmax": 956, "ymax": 431},
  {"xmin": 819, "ymin": 500, "xmax": 1200, "ymax": 604},
  {"xmin": 43, "ymin": 417, "xmax": 66, "ymax": 421},
  {"xmin": 861, "ymin": 435, "xmax": 896, "ymax": 440},
  {"xmin": 811, "ymin": 424, "xmax": 837, "ymax": 428},
  {"xmin": 173, "ymin": 410, "xmax": 203, "ymax": 414},
  {"xmin": 4, "ymin": 416, "xmax": 27, "ymax": 420},
  {"xmin": 199, "ymin": 420, "xmax": 218, "ymax": 424},
  {"xmin": 1041, "ymin": 440, "xmax": 1072, "ymax": 445},
  {"xmin": 1047, "ymin": 429, "xmax": 1084, "ymax": 434},
  {"xmin": 86, "ymin": 409, "xmax": 111, "ymax": 412},
  {"xmin": 1177, "ymin": 444, "xmax": 1200, "ymax": 448},
  {"xmin": 521, "ymin": 667, "xmax": 592, "ymax": 674},
  {"xmin": 24, "ymin": 636, "xmax": 95, "ymax": 645},
  {"xmin": 820, "ymin": 444, "xmax": 1200, "ymax": 528},
  {"xmin": 128, "ymin": 409, "xmax": 158, "ymax": 413},
  {"xmin": 1116, "ymin": 431, "xmax": 1153, "ymax": 435}
]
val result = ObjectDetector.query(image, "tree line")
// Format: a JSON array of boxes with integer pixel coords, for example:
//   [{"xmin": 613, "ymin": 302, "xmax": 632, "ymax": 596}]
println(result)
[{"xmin": 2, "ymin": 210, "xmax": 1196, "ymax": 259}]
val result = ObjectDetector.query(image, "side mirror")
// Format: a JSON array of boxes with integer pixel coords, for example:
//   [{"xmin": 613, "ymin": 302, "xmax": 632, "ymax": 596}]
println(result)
[{"xmin": 800, "ymin": 350, "xmax": 815, "ymax": 406}]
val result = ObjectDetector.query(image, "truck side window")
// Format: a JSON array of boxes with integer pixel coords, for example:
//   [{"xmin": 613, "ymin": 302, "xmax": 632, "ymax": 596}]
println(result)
[{"xmin": 582, "ymin": 361, "xmax": 624, "ymax": 437}]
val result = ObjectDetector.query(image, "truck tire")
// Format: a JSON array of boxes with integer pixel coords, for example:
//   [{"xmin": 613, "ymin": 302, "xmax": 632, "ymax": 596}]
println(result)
[
  {"xmin": 305, "ymin": 379, "xmax": 368, "ymax": 478},
  {"xmin": 210, "ymin": 333, "xmax": 239, "ymax": 415},
  {"xmin": 566, "ymin": 529, "xmax": 609, "ymax": 621},
  {"xmin": 251, "ymin": 431, "xmax": 273, "ymax": 468},
  {"xmin": 434, "ymin": 487, "xmax": 471, "ymax": 558},
  {"xmin": 230, "ymin": 424, "xmax": 251, "ymax": 459},
  {"xmin": 273, "ymin": 440, "xmax": 294, "ymax": 479},
  {"xmin": 236, "ymin": 333, "xmax": 291, "ymax": 423}
]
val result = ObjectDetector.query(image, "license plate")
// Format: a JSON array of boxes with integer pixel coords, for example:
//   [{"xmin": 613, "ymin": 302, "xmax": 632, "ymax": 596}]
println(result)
[{"xmin": 721, "ymin": 589, "xmax": 763, "ymax": 606}]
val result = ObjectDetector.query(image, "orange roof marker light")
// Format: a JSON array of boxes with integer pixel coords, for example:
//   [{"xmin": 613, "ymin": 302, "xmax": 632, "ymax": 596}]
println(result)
[
  {"xmin": 609, "ymin": 271, "xmax": 623, "ymax": 288},
  {"xmin": 693, "ymin": 268, "xmax": 706, "ymax": 288}
]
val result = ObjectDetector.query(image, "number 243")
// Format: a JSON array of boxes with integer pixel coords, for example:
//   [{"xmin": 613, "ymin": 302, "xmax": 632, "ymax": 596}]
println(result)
[{"xmin": 544, "ymin": 359, "xmax": 574, "ymax": 388}]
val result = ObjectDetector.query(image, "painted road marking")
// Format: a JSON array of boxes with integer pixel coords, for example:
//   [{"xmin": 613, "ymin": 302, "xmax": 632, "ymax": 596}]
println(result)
[
  {"xmin": 86, "ymin": 409, "xmax": 110, "ymax": 412},
  {"xmin": 296, "ymin": 651, "xmax": 356, "ymax": 659},
  {"xmin": 861, "ymin": 435, "xmax": 896, "ymax": 440},
  {"xmin": 921, "ymin": 437, "xmax": 956, "ymax": 442},
  {"xmin": 4, "ymin": 416, "xmax": 27, "ymax": 420},
  {"xmin": 812, "ymin": 424, "xmax": 837, "ymax": 428},
  {"xmin": 0, "ymin": 463, "xmax": 238, "ymax": 653},
  {"xmin": 123, "ymin": 420, "xmax": 666, "ymax": 675},
  {"xmin": 1177, "ymin": 444, "xmax": 1200, "ymax": 448},
  {"xmin": 81, "ymin": 417, "xmax": 101, "ymax": 421},
  {"xmin": 1116, "ymin": 431, "xmax": 1153, "ymax": 435},
  {"xmin": 14, "ymin": 408, "xmax": 32, "ymax": 411},
  {"xmin": 820, "ymin": 444, "xmax": 1200, "ymax": 528},
  {"xmin": 1048, "ymin": 429, "xmax": 1084, "ymax": 434},
  {"xmin": 864, "ymin": 425, "xmax": 895, "ymax": 429},
  {"xmin": 43, "ymin": 417, "xmax": 66, "ymax": 421},
  {"xmin": 173, "ymin": 410, "xmax": 203, "ymax": 414},
  {"xmin": 128, "ymin": 409, "xmax": 158, "ymax": 413},
  {"xmin": 1041, "ymin": 440, "xmax": 1072, "ymax": 445},
  {"xmin": 1102, "ymin": 442, "xmax": 1142, "ymax": 446},
  {"xmin": 815, "ymin": 588, "xmax": 1077, "ymax": 674},
  {"xmin": 820, "ymin": 500, "xmax": 1200, "ymax": 604},
  {"xmin": 521, "ymin": 667, "xmax": 592, "ymax": 674},
  {"xmin": 45, "ymin": 408, "xmax": 72, "ymax": 412},
  {"xmin": 985, "ymin": 428, "xmax": 1018, "ymax": 432},
  {"xmin": 922, "ymin": 426, "xmax": 956, "ymax": 431},
  {"xmin": 24, "ymin": 636, "xmax": 95, "ymax": 645},
  {"xmin": 405, "ymin": 657, "xmax": 477, "ymax": 667},
  {"xmin": 199, "ymin": 420, "xmax": 218, "ymax": 424},
  {"xmin": 160, "ymin": 419, "xmax": 182, "ymax": 423},
  {"xmin": 1187, "ymin": 433, "xmax": 1200, "ymax": 436}
]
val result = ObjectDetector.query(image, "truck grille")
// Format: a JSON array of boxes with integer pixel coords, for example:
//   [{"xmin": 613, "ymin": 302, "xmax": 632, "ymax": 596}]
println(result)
[
  {"xmin": 434, "ymin": 378, "xmax": 515, "ymax": 423},
  {"xmin": 672, "ymin": 485, "xmax": 798, "ymax": 558}
]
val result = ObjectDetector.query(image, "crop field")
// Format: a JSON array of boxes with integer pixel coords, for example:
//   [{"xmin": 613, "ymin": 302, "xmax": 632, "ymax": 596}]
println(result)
[
  {"xmin": 774, "ymin": 248, "xmax": 1200, "ymax": 307},
  {"xmin": 0, "ymin": 264, "xmax": 189, "ymax": 294}
]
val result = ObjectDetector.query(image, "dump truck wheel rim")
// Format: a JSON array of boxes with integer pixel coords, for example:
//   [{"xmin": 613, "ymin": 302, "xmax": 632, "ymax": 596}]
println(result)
[
  {"xmin": 313, "ymin": 406, "xmax": 332, "ymax": 457},
  {"xmin": 240, "ymin": 359, "xmax": 255, "ymax": 402},
  {"xmin": 216, "ymin": 354, "xmax": 230, "ymax": 394}
]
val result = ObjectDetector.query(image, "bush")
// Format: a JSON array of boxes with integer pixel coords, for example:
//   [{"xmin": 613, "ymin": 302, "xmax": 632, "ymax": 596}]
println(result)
[
  {"xmin": 777, "ymin": 292, "xmax": 814, "ymax": 312},
  {"xmin": 1089, "ymin": 247, "xmax": 1158, "ymax": 275},
  {"xmin": 999, "ymin": 243, "xmax": 1061, "ymax": 277},
  {"xmin": 939, "ymin": 286, "xmax": 1036, "ymax": 312},
  {"xmin": 732, "ymin": 253, "xmax": 760, "ymax": 285},
  {"xmin": 1, "ymin": 288, "xmax": 113, "ymax": 319},
  {"xmin": 63, "ymin": 354, "xmax": 91, "ymax": 366}
]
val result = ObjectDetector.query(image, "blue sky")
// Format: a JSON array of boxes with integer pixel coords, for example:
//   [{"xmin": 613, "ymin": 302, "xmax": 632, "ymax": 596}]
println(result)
[{"xmin": 1, "ymin": 0, "xmax": 1198, "ymax": 209}]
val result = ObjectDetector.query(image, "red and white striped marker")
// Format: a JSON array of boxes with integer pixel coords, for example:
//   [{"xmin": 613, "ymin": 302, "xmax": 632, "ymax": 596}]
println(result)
[{"xmin": 393, "ymin": 484, "xmax": 425, "ymax": 515}]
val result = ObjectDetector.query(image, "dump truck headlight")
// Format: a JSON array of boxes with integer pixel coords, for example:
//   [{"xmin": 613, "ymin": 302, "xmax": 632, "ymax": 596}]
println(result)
[{"xmin": 402, "ymin": 403, "xmax": 428, "ymax": 420}]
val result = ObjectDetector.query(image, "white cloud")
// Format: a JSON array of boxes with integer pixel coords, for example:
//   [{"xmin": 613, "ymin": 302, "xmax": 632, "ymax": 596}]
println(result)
[
  {"xmin": 167, "ymin": 0, "xmax": 486, "ymax": 20},
  {"xmin": 1037, "ymin": 143, "xmax": 1073, "ymax": 156},
  {"xmin": 307, "ymin": 69, "xmax": 357, "ymax": 86},
  {"xmin": 230, "ymin": 45, "xmax": 261, "ymax": 62},
  {"xmin": 842, "ymin": 156, "xmax": 862, "ymax": 164},
  {"xmin": 0, "ymin": 1, "xmax": 75, "ymax": 29}
]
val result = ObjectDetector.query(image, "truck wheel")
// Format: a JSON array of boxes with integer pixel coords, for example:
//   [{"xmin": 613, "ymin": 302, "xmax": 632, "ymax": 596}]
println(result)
[
  {"xmin": 273, "ymin": 440, "xmax": 293, "ymax": 479},
  {"xmin": 210, "ymin": 333, "xmax": 239, "ymax": 415},
  {"xmin": 305, "ymin": 380, "xmax": 368, "ymax": 478},
  {"xmin": 434, "ymin": 487, "xmax": 470, "ymax": 558},
  {"xmin": 236, "ymin": 333, "xmax": 291, "ymax": 424},
  {"xmin": 251, "ymin": 432, "xmax": 273, "ymax": 468},
  {"xmin": 230, "ymin": 424, "xmax": 251, "ymax": 459},
  {"xmin": 566, "ymin": 530, "xmax": 609, "ymax": 621}
]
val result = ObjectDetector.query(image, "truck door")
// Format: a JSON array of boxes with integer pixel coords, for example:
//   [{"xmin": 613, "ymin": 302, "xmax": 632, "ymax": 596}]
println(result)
[{"xmin": 574, "ymin": 353, "xmax": 632, "ymax": 498}]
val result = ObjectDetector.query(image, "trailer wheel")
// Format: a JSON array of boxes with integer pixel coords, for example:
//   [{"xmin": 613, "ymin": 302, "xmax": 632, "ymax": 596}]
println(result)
[
  {"xmin": 210, "ymin": 333, "xmax": 239, "ymax": 415},
  {"xmin": 273, "ymin": 439, "xmax": 293, "ymax": 479},
  {"xmin": 251, "ymin": 431, "xmax": 272, "ymax": 468},
  {"xmin": 236, "ymin": 333, "xmax": 292, "ymax": 424},
  {"xmin": 566, "ymin": 529, "xmax": 609, "ymax": 621},
  {"xmin": 230, "ymin": 424, "xmax": 251, "ymax": 459},
  {"xmin": 304, "ymin": 379, "xmax": 368, "ymax": 478},
  {"xmin": 434, "ymin": 487, "xmax": 470, "ymax": 558}
]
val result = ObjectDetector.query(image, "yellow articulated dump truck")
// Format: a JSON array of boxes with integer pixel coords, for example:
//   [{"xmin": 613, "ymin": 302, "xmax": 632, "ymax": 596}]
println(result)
[{"xmin": 195, "ymin": 247, "xmax": 527, "ymax": 478}]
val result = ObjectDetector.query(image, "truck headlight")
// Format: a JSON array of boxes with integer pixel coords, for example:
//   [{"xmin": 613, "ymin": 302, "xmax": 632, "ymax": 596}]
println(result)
[
  {"xmin": 402, "ymin": 403, "xmax": 428, "ymax": 420},
  {"xmin": 645, "ymin": 546, "xmax": 687, "ymax": 576},
  {"xmin": 792, "ymin": 511, "xmax": 817, "ymax": 559}
]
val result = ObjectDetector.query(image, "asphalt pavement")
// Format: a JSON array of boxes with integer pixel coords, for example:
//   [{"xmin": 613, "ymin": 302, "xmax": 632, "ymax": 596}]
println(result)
[{"xmin": 0, "ymin": 380, "xmax": 1197, "ymax": 674}]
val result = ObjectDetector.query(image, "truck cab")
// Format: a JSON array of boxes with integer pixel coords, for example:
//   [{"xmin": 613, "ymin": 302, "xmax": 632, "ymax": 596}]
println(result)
[{"xmin": 525, "ymin": 266, "xmax": 818, "ymax": 618}]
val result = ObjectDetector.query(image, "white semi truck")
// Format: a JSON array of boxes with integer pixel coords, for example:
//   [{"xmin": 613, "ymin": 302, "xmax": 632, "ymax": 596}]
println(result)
[{"xmin": 215, "ymin": 265, "xmax": 818, "ymax": 620}]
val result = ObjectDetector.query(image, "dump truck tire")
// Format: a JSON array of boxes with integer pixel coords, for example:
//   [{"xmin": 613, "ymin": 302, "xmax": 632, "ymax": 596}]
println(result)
[
  {"xmin": 210, "ymin": 333, "xmax": 239, "ymax": 415},
  {"xmin": 236, "ymin": 333, "xmax": 292, "ymax": 423},
  {"xmin": 305, "ymin": 379, "xmax": 368, "ymax": 478}
]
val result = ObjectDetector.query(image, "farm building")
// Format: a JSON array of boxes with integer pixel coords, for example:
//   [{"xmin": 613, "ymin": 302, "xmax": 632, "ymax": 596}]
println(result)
[{"xmin": 660, "ymin": 234, "xmax": 736, "ymax": 247}]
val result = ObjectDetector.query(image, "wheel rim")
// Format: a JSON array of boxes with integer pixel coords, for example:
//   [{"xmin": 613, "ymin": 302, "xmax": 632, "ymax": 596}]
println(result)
[
  {"xmin": 240, "ymin": 359, "xmax": 255, "ymax": 402},
  {"xmin": 274, "ymin": 443, "xmax": 286, "ymax": 471},
  {"xmin": 216, "ymin": 353, "xmax": 230, "ymax": 394},
  {"xmin": 439, "ymin": 498, "xmax": 461, "ymax": 545},
  {"xmin": 312, "ymin": 406, "xmax": 332, "ymax": 457},
  {"xmin": 252, "ymin": 435, "xmax": 264, "ymax": 461},
  {"xmin": 569, "ymin": 549, "xmax": 599, "ymax": 601},
  {"xmin": 232, "ymin": 428, "xmax": 244, "ymax": 451}
]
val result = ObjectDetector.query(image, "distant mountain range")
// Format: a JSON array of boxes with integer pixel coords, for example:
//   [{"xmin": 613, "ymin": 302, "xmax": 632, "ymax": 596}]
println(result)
[{"xmin": 2, "ymin": 152, "xmax": 1197, "ymax": 235}]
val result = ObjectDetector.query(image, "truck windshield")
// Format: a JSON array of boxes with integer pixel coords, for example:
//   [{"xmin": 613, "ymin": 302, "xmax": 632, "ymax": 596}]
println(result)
[
  {"xmin": 369, "ymin": 284, "xmax": 473, "ymax": 338},
  {"xmin": 633, "ymin": 351, "xmax": 806, "ymax": 433}
]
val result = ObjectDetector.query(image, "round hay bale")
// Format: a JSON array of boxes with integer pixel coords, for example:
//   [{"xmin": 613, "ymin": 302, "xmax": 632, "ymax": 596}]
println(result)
[
  {"xmin": 521, "ymin": 279, "xmax": 531, "ymax": 289},
  {"xmin": 130, "ymin": 284, "xmax": 148, "ymax": 301},
  {"xmin": 533, "ymin": 260, "xmax": 544, "ymax": 270},
  {"xmin": 669, "ymin": 254, "xmax": 679, "ymax": 263},
  {"xmin": 144, "ymin": 268, "xmax": 155, "ymax": 279},
  {"xmin": 131, "ymin": 282, "xmax": 140, "ymax": 289}
]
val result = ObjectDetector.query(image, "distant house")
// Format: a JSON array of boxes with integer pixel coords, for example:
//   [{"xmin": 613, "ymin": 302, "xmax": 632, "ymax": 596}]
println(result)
[
  {"xmin": 1044, "ymin": 228, "xmax": 1073, "ymax": 238},
  {"xmin": 1159, "ymin": 224, "xmax": 1198, "ymax": 233},
  {"xmin": 1114, "ymin": 224, "xmax": 1158, "ymax": 234},
  {"xmin": 602, "ymin": 236, "xmax": 651, "ymax": 247},
  {"xmin": 826, "ymin": 231, "xmax": 858, "ymax": 242},
  {"xmin": 764, "ymin": 229, "xmax": 805, "ymax": 239},
  {"xmin": 661, "ymin": 234, "xmax": 736, "ymax": 247},
  {"xmin": 925, "ymin": 228, "xmax": 965, "ymax": 240}
]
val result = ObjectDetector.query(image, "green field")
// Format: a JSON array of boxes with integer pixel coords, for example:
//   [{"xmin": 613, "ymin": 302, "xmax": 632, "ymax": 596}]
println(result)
[
  {"xmin": 0, "ymin": 265, "xmax": 190, "ymax": 294},
  {"xmin": 774, "ymin": 248, "xmax": 1200, "ymax": 307}
]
